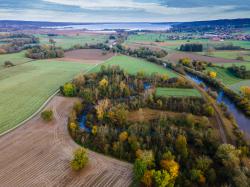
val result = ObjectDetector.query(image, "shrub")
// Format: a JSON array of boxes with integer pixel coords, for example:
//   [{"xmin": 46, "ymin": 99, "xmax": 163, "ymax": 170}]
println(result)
[
  {"xmin": 41, "ymin": 109, "xmax": 53, "ymax": 122},
  {"xmin": 4, "ymin": 61, "xmax": 15, "ymax": 67},
  {"xmin": 63, "ymin": 83, "xmax": 76, "ymax": 97},
  {"xmin": 71, "ymin": 148, "xmax": 88, "ymax": 171}
]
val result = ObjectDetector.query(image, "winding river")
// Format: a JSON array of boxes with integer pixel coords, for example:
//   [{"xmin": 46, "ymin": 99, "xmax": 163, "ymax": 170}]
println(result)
[{"xmin": 187, "ymin": 73, "xmax": 250, "ymax": 137}]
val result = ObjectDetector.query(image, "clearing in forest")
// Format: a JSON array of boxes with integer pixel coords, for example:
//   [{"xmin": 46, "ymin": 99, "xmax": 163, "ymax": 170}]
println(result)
[{"xmin": 155, "ymin": 87, "xmax": 202, "ymax": 98}]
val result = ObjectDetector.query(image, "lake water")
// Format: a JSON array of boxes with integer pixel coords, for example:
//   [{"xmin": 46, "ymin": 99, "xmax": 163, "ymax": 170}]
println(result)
[
  {"xmin": 42, "ymin": 23, "xmax": 172, "ymax": 31},
  {"xmin": 187, "ymin": 73, "xmax": 250, "ymax": 136}
]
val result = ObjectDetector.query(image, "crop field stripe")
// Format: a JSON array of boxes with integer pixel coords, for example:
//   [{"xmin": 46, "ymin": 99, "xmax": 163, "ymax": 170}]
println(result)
[
  {"xmin": 156, "ymin": 87, "xmax": 202, "ymax": 98},
  {"xmin": 90, "ymin": 55, "xmax": 178, "ymax": 78},
  {"xmin": 0, "ymin": 60, "xmax": 98, "ymax": 134}
]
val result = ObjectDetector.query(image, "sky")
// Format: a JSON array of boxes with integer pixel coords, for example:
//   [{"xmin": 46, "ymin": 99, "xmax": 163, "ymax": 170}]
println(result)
[{"xmin": 0, "ymin": 0, "xmax": 250, "ymax": 22}]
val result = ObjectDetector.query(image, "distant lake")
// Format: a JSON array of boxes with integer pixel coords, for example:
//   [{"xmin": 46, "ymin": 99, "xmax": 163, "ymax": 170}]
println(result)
[{"xmin": 42, "ymin": 23, "xmax": 172, "ymax": 31}]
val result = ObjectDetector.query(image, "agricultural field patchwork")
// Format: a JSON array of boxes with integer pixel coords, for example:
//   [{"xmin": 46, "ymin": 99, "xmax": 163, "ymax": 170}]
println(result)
[
  {"xmin": 0, "ymin": 60, "xmax": 93, "ymax": 133},
  {"xmin": 37, "ymin": 34, "xmax": 108, "ymax": 49},
  {"xmin": 91, "ymin": 55, "xmax": 178, "ymax": 77},
  {"xmin": 0, "ymin": 51, "xmax": 32, "ymax": 69},
  {"xmin": 155, "ymin": 87, "xmax": 201, "ymax": 98}
]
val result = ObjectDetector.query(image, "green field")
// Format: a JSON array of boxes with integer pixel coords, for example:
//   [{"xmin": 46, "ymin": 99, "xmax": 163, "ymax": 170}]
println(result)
[
  {"xmin": 200, "ymin": 50, "xmax": 250, "ymax": 62},
  {"xmin": 230, "ymin": 79, "xmax": 250, "ymax": 92},
  {"xmin": 126, "ymin": 34, "xmax": 250, "ymax": 51},
  {"xmin": 0, "ymin": 51, "xmax": 32, "ymax": 70},
  {"xmin": 217, "ymin": 61, "xmax": 250, "ymax": 70},
  {"xmin": 91, "ymin": 55, "xmax": 178, "ymax": 77},
  {"xmin": 207, "ymin": 66, "xmax": 242, "ymax": 85},
  {"xmin": 155, "ymin": 87, "xmax": 201, "ymax": 98},
  {"xmin": 37, "ymin": 34, "xmax": 108, "ymax": 49},
  {"xmin": 0, "ymin": 60, "xmax": 93, "ymax": 134}
]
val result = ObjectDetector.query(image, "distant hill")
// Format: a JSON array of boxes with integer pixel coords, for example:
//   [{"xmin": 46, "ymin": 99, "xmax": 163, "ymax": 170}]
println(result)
[
  {"xmin": 172, "ymin": 18, "xmax": 250, "ymax": 28},
  {"xmin": 0, "ymin": 18, "xmax": 249, "ymax": 30}
]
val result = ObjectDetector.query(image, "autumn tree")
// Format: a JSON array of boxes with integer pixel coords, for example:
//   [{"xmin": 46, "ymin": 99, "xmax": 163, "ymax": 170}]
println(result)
[
  {"xmin": 63, "ymin": 83, "xmax": 76, "ymax": 97},
  {"xmin": 175, "ymin": 135, "xmax": 188, "ymax": 159},
  {"xmin": 119, "ymin": 131, "xmax": 128, "ymax": 142},
  {"xmin": 209, "ymin": 71, "xmax": 217, "ymax": 79},
  {"xmin": 71, "ymin": 148, "xmax": 88, "ymax": 171},
  {"xmin": 141, "ymin": 170, "xmax": 154, "ymax": 187},
  {"xmin": 95, "ymin": 99, "xmax": 110, "ymax": 120}
]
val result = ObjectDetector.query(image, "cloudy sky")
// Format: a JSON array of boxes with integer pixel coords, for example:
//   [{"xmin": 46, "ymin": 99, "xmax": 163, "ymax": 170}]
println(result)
[{"xmin": 0, "ymin": 0, "xmax": 250, "ymax": 22}]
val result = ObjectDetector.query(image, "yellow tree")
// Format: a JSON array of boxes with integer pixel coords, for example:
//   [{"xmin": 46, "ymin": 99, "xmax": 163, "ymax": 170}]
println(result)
[
  {"xmin": 241, "ymin": 86, "xmax": 250, "ymax": 98},
  {"xmin": 209, "ymin": 71, "xmax": 217, "ymax": 79},
  {"xmin": 160, "ymin": 159, "xmax": 179, "ymax": 179},
  {"xmin": 119, "ymin": 131, "xmax": 128, "ymax": 142},
  {"xmin": 91, "ymin": 125, "xmax": 98, "ymax": 135},
  {"xmin": 95, "ymin": 99, "xmax": 110, "ymax": 120},
  {"xmin": 141, "ymin": 170, "xmax": 154, "ymax": 187},
  {"xmin": 99, "ymin": 78, "xmax": 108, "ymax": 87},
  {"xmin": 119, "ymin": 81, "xmax": 126, "ymax": 92}
]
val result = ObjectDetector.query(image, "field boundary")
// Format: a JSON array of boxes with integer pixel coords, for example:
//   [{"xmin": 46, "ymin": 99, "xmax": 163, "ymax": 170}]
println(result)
[{"xmin": 0, "ymin": 63, "xmax": 100, "ymax": 137}]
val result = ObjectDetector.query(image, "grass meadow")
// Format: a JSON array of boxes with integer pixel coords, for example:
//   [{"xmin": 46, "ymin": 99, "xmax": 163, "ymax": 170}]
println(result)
[
  {"xmin": 90, "ymin": 55, "xmax": 178, "ymax": 77},
  {"xmin": 206, "ymin": 66, "xmax": 250, "ymax": 92},
  {"xmin": 155, "ymin": 87, "xmax": 201, "ymax": 98},
  {"xmin": 207, "ymin": 66, "xmax": 242, "ymax": 85},
  {"xmin": 0, "ymin": 60, "xmax": 93, "ymax": 133},
  {"xmin": 126, "ymin": 34, "xmax": 250, "ymax": 51},
  {"xmin": 217, "ymin": 61, "xmax": 250, "ymax": 70},
  {"xmin": 200, "ymin": 50, "xmax": 250, "ymax": 62},
  {"xmin": 0, "ymin": 51, "xmax": 32, "ymax": 70}
]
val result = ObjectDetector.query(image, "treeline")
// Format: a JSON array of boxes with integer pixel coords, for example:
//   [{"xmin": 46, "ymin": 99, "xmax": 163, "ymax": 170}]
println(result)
[
  {"xmin": 25, "ymin": 45, "xmax": 64, "ymax": 59},
  {"xmin": 66, "ymin": 43, "xmax": 111, "ymax": 51},
  {"xmin": 0, "ymin": 34, "xmax": 39, "ymax": 54},
  {"xmin": 228, "ymin": 65, "xmax": 250, "ymax": 79},
  {"xmin": 113, "ymin": 44, "xmax": 168, "ymax": 59},
  {"xmin": 180, "ymin": 43, "xmax": 203, "ymax": 52},
  {"xmin": 214, "ymin": 44, "xmax": 242, "ymax": 50}
]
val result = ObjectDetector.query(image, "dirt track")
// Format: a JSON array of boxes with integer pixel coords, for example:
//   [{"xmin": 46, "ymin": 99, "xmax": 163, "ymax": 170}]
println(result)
[{"xmin": 0, "ymin": 96, "xmax": 132, "ymax": 187}]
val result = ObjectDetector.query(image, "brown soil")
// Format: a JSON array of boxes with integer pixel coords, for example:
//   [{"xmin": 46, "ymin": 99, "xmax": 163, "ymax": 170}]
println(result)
[
  {"xmin": 0, "ymin": 96, "xmax": 132, "ymax": 186},
  {"xmin": 64, "ymin": 49, "xmax": 114, "ymax": 61},
  {"xmin": 165, "ymin": 52, "xmax": 243, "ymax": 63},
  {"xmin": 128, "ymin": 108, "xmax": 204, "ymax": 123}
]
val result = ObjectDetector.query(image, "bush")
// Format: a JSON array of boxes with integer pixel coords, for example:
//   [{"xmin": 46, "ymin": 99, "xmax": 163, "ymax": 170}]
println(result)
[
  {"xmin": 71, "ymin": 148, "xmax": 88, "ymax": 171},
  {"xmin": 63, "ymin": 83, "xmax": 76, "ymax": 97},
  {"xmin": 41, "ymin": 109, "xmax": 53, "ymax": 122},
  {"xmin": 4, "ymin": 61, "xmax": 15, "ymax": 67}
]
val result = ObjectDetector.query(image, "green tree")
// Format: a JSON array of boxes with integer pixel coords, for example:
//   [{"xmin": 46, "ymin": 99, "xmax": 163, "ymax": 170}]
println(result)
[
  {"xmin": 133, "ymin": 159, "xmax": 148, "ymax": 182},
  {"xmin": 153, "ymin": 170, "xmax": 172, "ymax": 187},
  {"xmin": 71, "ymin": 148, "xmax": 88, "ymax": 171},
  {"xmin": 175, "ymin": 135, "xmax": 188, "ymax": 159},
  {"xmin": 63, "ymin": 83, "xmax": 75, "ymax": 97},
  {"xmin": 41, "ymin": 109, "xmax": 53, "ymax": 122}
]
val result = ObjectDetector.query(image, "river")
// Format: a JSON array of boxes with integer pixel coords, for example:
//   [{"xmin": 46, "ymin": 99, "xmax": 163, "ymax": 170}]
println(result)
[{"xmin": 187, "ymin": 73, "xmax": 250, "ymax": 137}]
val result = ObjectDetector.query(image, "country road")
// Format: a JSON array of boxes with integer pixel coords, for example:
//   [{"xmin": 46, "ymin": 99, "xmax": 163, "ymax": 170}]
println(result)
[{"xmin": 0, "ymin": 96, "xmax": 132, "ymax": 187}]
